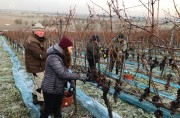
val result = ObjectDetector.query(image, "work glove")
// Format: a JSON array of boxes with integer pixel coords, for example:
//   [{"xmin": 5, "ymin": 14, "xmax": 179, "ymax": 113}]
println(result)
[
  {"xmin": 78, "ymin": 74, "xmax": 88, "ymax": 83},
  {"xmin": 69, "ymin": 80, "xmax": 76, "ymax": 91}
]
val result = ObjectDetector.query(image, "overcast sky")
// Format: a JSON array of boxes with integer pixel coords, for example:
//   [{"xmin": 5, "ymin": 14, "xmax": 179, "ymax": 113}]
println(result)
[{"xmin": 0, "ymin": 0, "xmax": 180, "ymax": 17}]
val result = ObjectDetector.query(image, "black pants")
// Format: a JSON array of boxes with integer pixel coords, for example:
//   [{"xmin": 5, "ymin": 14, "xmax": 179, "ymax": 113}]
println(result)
[
  {"xmin": 40, "ymin": 92, "xmax": 63, "ymax": 118},
  {"xmin": 87, "ymin": 58, "xmax": 97, "ymax": 80}
]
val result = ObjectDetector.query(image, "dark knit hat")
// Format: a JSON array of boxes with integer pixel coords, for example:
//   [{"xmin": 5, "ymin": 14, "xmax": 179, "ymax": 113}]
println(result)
[
  {"xmin": 117, "ymin": 33, "xmax": 124, "ymax": 39},
  {"xmin": 58, "ymin": 37, "xmax": 73, "ymax": 49},
  {"xmin": 91, "ymin": 35, "xmax": 100, "ymax": 42}
]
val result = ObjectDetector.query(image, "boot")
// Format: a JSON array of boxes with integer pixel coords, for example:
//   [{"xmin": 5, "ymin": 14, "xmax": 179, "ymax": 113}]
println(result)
[
  {"xmin": 32, "ymin": 94, "xmax": 39, "ymax": 105},
  {"xmin": 39, "ymin": 101, "xmax": 45, "ymax": 113}
]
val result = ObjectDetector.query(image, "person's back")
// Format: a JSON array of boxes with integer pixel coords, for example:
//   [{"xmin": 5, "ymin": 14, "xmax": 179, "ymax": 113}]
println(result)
[
  {"xmin": 40, "ymin": 36, "xmax": 87, "ymax": 118},
  {"xmin": 42, "ymin": 43, "xmax": 68, "ymax": 95},
  {"xmin": 86, "ymin": 36, "xmax": 99, "ymax": 60},
  {"xmin": 86, "ymin": 35, "xmax": 100, "ymax": 81}
]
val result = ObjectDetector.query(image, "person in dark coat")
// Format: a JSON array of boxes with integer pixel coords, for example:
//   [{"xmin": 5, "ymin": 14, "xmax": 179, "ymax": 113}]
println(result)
[
  {"xmin": 86, "ymin": 35, "xmax": 100, "ymax": 81},
  {"xmin": 40, "ymin": 36, "xmax": 86, "ymax": 118},
  {"xmin": 24, "ymin": 23, "xmax": 47, "ymax": 105}
]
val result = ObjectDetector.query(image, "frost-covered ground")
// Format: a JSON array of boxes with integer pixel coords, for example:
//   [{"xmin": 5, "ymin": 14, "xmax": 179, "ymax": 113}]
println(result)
[
  {"xmin": 1, "ymin": 39, "xmax": 93, "ymax": 118},
  {"xmin": 0, "ymin": 41, "xmax": 29, "ymax": 118},
  {"xmin": 77, "ymin": 82, "xmax": 155, "ymax": 118},
  {"xmin": 0, "ymin": 38, "xmax": 160, "ymax": 118}
]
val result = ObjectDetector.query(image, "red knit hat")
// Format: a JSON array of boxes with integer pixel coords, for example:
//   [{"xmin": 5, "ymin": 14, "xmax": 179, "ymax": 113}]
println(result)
[{"xmin": 58, "ymin": 37, "xmax": 73, "ymax": 49}]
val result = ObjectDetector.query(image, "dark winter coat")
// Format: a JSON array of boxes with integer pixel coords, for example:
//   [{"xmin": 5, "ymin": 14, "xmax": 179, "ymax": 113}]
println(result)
[
  {"xmin": 24, "ymin": 33, "xmax": 46, "ymax": 73},
  {"xmin": 41, "ymin": 44, "xmax": 79, "ymax": 95},
  {"xmin": 86, "ymin": 41, "xmax": 99, "ymax": 60}
]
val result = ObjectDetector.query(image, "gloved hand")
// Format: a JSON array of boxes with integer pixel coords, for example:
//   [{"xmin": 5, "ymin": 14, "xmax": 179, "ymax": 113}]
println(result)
[
  {"xmin": 78, "ymin": 74, "xmax": 88, "ymax": 83},
  {"xmin": 70, "ymin": 81, "xmax": 76, "ymax": 90}
]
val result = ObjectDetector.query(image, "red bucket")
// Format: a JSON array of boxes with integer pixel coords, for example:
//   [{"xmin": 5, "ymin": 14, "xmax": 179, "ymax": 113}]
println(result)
[{"xmin": 61, "ymin": 91, "xmax": 73, "ymax": 108}]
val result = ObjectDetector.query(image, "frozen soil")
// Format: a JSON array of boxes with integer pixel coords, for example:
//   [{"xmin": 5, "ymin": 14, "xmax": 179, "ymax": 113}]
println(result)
[
  {"xmin": 0, "ymin": 42, "xmax": 29, "ymax": 118},
  {"xmin": 77, "ymin": 81, "xmax": 155, "ymax": 118},
  {"xmin": 1, "ymin": 39, "xmax": 158, "ymax": 118}
]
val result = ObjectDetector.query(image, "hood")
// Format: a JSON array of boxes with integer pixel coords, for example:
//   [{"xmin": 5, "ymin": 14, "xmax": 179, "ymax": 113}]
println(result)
[{"xmin": 47, "ymin": 43, "xmax": 64, "ymax": 56}]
